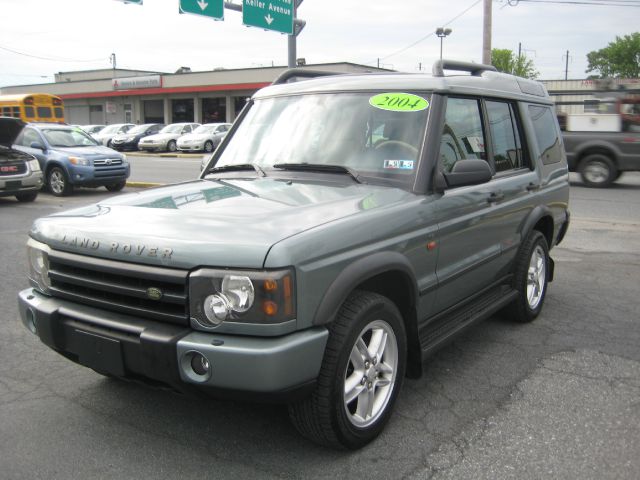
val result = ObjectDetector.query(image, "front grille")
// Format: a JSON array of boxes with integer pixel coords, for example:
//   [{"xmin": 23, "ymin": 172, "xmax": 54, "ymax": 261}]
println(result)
[
  {"xmin": 47, "ymin": 249, "xmax": 189, "ymax": 325},
  {"xmin": 94, "ymin": 158, "xmax": 123, "ymax": 166},
  {"xmin": 0, "ymin": 162, "xmax": 27, "ymax": 176}
]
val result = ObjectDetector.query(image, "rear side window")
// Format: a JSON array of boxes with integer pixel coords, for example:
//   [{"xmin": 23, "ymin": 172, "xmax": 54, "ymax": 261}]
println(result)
[
  {"xmin": 486, "ymin": 101, "xmax": 527, "ymax": 173},
  {"xmin": 528, "ymin": 105, "xmax": 562, "ymax": 165}
]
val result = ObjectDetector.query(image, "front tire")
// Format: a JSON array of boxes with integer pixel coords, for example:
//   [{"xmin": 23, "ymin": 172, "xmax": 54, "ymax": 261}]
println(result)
[
  {"xmin": 47, "ymin": 167, "xmax": 73, "ymax": 196},
  {"xmin": 167, "ymin": 140, "xmax": 177, "ymax": 152},
  {"xmin": 579, "ymin": 154, "xmax": 617, "ymax": 188},
  {"xmin": 288, "ymin": 291, "xmax": 406, "ymax": 449},
  {"xmin": 15, "ymin": 191, "xmax": 38, "ymax": 202},
  {"xmin": 204, "ymin": 140, "xmax": 214, "ymax": 153},
  {"xmin": 506, "ymin": 231, "xmax": 550, "ymax": 323},
  {"xmin": 105, "ymin": 181, "xmax": 126, "ymax": 192}
]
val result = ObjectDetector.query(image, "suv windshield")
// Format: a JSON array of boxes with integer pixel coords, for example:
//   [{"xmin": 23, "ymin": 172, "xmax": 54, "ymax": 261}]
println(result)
[
  {"xmin": 213, "ymin": 93, "xmax": 430, "ymax": 187},
  {"xmin": 41, "ymin": 128, "xmax": 98, "ymax": 147}
]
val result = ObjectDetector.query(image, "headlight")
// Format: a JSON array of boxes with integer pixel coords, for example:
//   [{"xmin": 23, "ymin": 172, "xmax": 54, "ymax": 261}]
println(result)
[
  {"xmin": 189, "ymin": 268, "xmax": 296, "ymax": 330},
  {"xmin": 68, "ymin": 156, "xmax": 90, "ymax": 166},
  {"xmin": 27, "ymin": 238, "xmax": 51, "ymax": 294},
  {"xmin": 28, "ymin": 159, "xmax": 41, "ymax": 172}
]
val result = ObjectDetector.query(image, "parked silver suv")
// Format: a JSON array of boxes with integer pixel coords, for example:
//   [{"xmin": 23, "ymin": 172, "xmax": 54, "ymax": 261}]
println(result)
[{"xmin": 18, "ymin": 60, "xmax": 570, "ymax": 449}]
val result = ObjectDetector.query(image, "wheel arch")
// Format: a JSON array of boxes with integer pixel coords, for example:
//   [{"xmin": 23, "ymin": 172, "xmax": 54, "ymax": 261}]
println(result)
[
  {"xmin": 576, "ymin": 145, "xmax": 618, "ymax": 168},
  {"xmin": 312, "ymin": 251, "xmax": 422, "ymax": 378},
  {"xmin": 45, "ymin": 161, "xmax": 71, "ymax": 179},
  {"xmin": 520, "ymin": 205, "xmax": 554, "ymax": 249}
]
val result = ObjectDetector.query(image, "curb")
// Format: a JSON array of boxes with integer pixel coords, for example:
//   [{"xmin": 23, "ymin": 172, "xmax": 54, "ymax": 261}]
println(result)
[
  {"xmin": 126, "ymin": 181, "xmax": 164, "ymax": 188},
  {"xmin": 128, "ymin": 152, "xmax": 205, "ymax": 159}
]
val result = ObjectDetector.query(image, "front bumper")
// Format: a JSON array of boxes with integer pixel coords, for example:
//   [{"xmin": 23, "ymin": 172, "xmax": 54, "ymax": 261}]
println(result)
[
  {"xmin": 18, "ymin": 288, "xmax": 328, "ymax": 400},
  {"xmin": 0, "ymin": 172, "xmax": 43, "ymax": 196},
  {"xmin": 139, "ymin": 141, "xmax": 166, "ymax": 151},
  {"xmin": 177, "ymin": 143, "xmax": 204, "ymax": 152}
]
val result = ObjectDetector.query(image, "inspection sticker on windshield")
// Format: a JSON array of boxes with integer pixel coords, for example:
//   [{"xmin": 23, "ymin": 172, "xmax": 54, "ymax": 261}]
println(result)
[
  {"xmin": 384, "ymin": 160, "xmax": 414, "ymax": 170},
  {"xmin": 369, "ymin": 93, "xmax": 429, "ymax": 112}
]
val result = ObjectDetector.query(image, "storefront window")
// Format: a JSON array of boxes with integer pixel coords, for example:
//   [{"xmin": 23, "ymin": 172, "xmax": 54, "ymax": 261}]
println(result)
[
  {"xmin": 172, "ymin": 98, "xmax": 194, "ymax": 122},
  {"xmin": 202, "ymin": 98, "xmax": 226, "ymax": 123}
]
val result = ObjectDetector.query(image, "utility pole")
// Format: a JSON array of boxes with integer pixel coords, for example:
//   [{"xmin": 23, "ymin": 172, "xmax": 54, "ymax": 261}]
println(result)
[
  {"xmin": 287, "ymin": 2, "xmax": 297, "ymax": 68},
  {"xmin": 482, "ymin": 0, "xmax": 492, "ymax": 64},
  {"xmin": 564, "ymin": 50, "xmax": 570, "ymax": 80}
]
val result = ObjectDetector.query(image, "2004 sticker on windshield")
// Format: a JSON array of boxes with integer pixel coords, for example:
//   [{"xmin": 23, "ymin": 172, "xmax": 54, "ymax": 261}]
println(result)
[{"xmin": 369, "ymin": 93, "xmax": 429, "ymax": 112}]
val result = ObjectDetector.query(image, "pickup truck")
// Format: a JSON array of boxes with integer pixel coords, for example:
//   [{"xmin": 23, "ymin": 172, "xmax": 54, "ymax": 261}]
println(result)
[{"xmin": 562, "ymin": 113, "xmax": 640, "ymax": 187}]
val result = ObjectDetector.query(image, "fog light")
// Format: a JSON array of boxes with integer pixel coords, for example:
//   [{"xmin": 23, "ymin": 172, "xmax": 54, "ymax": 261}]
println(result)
[{"xmin": 191, "ymin": 353, "xmax": 210, "ymax": 376}]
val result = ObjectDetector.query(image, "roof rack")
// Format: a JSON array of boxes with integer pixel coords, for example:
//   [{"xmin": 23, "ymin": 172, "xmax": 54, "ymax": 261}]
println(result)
[
  {"xmin": 432, "ymin": 59, "xmax": 497, "ymax": 77},
  {"xmin": 271, "ymin": 68, "xmax": 342, "ymax": 85}
]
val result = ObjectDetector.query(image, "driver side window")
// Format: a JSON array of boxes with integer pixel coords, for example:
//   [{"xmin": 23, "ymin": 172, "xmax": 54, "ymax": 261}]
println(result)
[
  {"xmin": 16, "ymin": 128, "xmax": 42, "ymax": 147},
  {"xmin": 439, "ymin": 98, "xmax": 486, "ymax": 172}
]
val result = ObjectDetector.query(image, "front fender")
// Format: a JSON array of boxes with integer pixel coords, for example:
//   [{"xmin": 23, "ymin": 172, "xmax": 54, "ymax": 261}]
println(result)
[{"xmin": 312, "ymin": 251, "xmax": 418, "ymax": 326}]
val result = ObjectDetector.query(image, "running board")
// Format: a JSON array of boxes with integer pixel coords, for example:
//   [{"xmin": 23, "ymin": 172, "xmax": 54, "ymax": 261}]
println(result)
[{"xmin": 419, "ymin": 286, "xmax": 518, "ymax": 358}]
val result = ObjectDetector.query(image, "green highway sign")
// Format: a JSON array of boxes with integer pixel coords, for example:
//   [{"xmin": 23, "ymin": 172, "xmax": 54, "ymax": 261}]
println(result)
[
  {"xmin": 243, "ymin": 0, "xmax": 294, "ymax": 35},
  {"xmin": 179, "ymin": 0, "xmax": 223, "ymax": 20}
]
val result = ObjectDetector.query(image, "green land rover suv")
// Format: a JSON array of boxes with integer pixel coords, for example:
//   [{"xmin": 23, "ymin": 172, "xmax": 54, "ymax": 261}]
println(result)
[{"xmin": 18, "ymin": 60, "xmax": 570, "ymax": 449}]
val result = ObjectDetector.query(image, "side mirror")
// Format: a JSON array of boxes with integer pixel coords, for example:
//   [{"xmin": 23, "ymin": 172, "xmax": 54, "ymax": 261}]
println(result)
[
  {"xmin": 442, "ymin": 159, "xmax": 492, "ymax": 188},
  {"xmin": 30, "ymin": 142, "xmax": 45, "ymax": 151}
]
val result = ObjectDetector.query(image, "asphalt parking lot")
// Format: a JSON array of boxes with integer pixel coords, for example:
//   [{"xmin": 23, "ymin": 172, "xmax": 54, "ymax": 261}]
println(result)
[{"xmin": 0, "ymin": 172, "xmax": 639, "ymax": 479}]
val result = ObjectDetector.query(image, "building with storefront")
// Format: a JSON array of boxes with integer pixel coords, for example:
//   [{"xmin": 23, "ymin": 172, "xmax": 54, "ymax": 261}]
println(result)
[
  {"xmin": 3, "ymin": 65, "xmax": 638, "ymax": 125},
  {"xmin": 0, "ymin": 63, "xmax": 388, "ymax": 126}
]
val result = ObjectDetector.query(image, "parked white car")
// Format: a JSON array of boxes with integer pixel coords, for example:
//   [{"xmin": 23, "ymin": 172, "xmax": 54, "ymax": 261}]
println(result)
[
  {"xmin": 92, "ymin": 123, "xmax": 135, "ymax": 147},
  {"xmin": 138, "ymin": 123, "xmax": 200, "ymax": 152},
  {"xmin": 177, "ymin": 123, "xmax": 231, "ymax": 153}
]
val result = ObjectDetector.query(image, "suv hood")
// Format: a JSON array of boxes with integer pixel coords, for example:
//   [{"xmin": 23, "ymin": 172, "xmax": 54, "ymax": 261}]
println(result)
[
  {"xmin": 53, "ymin": 146, "xmax": 124, "ymax": 159},
  {"xmin": 31, "ymin": 178, "xmax": 413, "ymax": 269},
  {"xmin": 0, "ymin": 117, "xmax": 26, "ymax": 147}
]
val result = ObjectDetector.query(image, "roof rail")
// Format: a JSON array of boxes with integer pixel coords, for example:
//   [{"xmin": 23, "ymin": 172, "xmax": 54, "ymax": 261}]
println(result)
[
  {"xmin": 271, "ymin": 68, "xmax": 341, "ymax": 85},
  {"xmin": 432, "ymin": 59, "xmax": 497, "ymax": 77}
]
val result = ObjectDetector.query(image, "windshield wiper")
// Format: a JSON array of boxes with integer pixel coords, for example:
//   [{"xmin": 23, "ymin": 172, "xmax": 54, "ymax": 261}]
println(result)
[
  {"xmin": 273, "ymin": 163, "xmax": 362, "ymax": 184},
  {"xmin": 207, "ymin": 163, "xmax": 266, "ymax": 177}
]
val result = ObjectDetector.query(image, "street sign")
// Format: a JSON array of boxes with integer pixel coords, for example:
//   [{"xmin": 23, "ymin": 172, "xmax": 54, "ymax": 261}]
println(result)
[
  {"xmin": 242, "ymin": 0, "xmax": 294, "ymax": 35},
  {"xmin": 179, "ymin": 0, "xmax": 223, "ymax": 20}
]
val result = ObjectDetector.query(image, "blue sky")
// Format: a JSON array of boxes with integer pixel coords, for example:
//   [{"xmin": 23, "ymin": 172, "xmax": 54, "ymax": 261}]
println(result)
[{"xmin": 1, "ymin": 0, "xmax": 637, "ymax": 87}]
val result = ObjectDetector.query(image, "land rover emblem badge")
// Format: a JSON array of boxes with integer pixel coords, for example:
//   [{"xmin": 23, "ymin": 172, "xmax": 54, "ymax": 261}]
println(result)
[{"xmin": 146, "ymin": 287, "xmax": 163, "ymax": 301}]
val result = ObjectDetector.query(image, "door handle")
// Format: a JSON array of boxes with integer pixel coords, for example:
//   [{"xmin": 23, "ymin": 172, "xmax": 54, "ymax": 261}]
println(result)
[
  {"xmin": 487, "ymin": 192, "xmax": 505, "ymax": 203},
  {"xmin": 526, "ymin": 182, "xmax": 540, "ymax": 191}
]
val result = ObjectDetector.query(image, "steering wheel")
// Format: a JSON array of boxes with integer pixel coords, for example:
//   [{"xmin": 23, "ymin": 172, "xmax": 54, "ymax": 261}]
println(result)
[{"xmin": 374, "ymin": 140, "xmax": 418, "ymax": 156}]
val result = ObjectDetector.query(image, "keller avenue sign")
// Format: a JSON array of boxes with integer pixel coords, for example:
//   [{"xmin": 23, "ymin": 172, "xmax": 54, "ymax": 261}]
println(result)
[{"xmin": 242, "ymin": 0, "xmax": 294, "ymax": 35}]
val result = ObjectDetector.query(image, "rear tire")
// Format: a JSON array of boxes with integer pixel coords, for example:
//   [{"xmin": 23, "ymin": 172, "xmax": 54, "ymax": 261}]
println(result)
[
  {"xmin": 15, "ymin": 191, "xmax": 38, "ymax": 202},
  {"xmin": 579, "ymin": 154, "xmax": 617, "ymax": 188},
  {"xmin": 288, "ymin": 290, "xmax": 406, "ymax": 449},
  {"xmin": 506, "ymin": 231, "xmax": 549, "ymax": 323},
  {"xmin": 47, "ymin": 167, "xmax": 73, "ymax": 196}
]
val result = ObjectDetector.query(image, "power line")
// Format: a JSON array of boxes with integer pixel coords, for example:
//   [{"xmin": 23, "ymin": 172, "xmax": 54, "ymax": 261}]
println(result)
[
  {"xmin": 506, "ymin": 0, "xmax": 640, "ymax": 6},
  {"xmin": 0, "ymin": 45, "xmax": 106, "ymax": 63},
  {"xmin": 364, "ymin": 0, "xmax": 483, "ymax": 65}
]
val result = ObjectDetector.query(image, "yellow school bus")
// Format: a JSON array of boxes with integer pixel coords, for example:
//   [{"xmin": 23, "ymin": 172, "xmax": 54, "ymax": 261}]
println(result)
[{"xmin": 0, "ymin": 93, "xmax": 65, "ymax": 123}]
